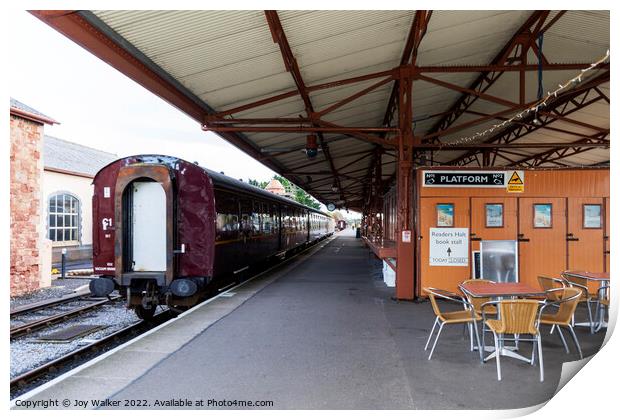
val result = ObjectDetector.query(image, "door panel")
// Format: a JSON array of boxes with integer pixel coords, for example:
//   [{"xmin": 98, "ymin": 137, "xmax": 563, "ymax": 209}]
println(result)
[
  {"xmin": 518, "ymin": 198, "xmax": 566, "ymax": 288},
  {"xmin": 470, "ymin": 197, "xmax": 518, "ymax": 252},
  {"xmin": 419, "ymin": 197, "xmax": 470, "ymax": 294},
  {"xmin": 131, "ymin": 182, "xmax": 167, "ymax": 272},
  {"xmin": 568, "ymin": 197, "xmax": 604, "ymax": 273},
  {"xmin": 605, "ymin": 198, "xmax": 610, "ymax": 272}
]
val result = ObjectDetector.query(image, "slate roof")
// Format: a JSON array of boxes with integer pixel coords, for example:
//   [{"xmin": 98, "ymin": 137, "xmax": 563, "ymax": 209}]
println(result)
[
  {"xmin": 10, "ymin": 98, "xmax": 58, "ymax": 124},
  {"xmin": 44, "ymin": 135, "xmax": 117, "ymax": 177}
]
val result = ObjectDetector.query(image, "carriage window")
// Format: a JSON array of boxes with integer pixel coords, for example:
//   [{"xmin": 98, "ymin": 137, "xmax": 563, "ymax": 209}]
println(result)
[
  {"xmin": 272, "ymin": 204, "xmax": 279, "ymax": 233},
  {"xmin": 251, "ymin": 201, "xmax": 261, "ymax": 232},
  {"xmin": 215, "ymin": 192, "xmax": 239, "ymax": 240},
  {"xmin": 240, "ymin": 199, "xmax": 252, "ymax": 233},
  {"xmin": 261, "ymin": 203, "xmax": 270, "ymax": 233},
  {"xmin": 48, "ymin": 193, "xmax": 80, "ymax": 243}
]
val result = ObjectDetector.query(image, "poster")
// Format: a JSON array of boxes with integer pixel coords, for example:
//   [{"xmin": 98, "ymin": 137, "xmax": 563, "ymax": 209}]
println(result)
[
  {"xmin": 436, "ymin": 203, "xmax": 454, "ymax": 227},
  {"xmin": 485, "ymin": 204, "xmax": 503, "ymax": 227},
  {"xmin": 583, "ymin": 204, "xmax": 602, "ymax": 228},
  {"xmin": 429, "ymin": 228, "xmax": 469, "ymax": 266},
  {"xmin": 533, "ymin": 204, "xmax": 552, "ymax": 228}
]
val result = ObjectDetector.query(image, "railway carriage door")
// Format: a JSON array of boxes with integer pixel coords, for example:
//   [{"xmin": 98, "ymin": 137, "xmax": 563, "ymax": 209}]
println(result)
[
  {"xmin": 605, "ymin": 198, "xmax": 610, "ymax": 272},
  {"xmin": 131, "ymin": 181, "xmax": 167, "ymax": 272},
  {"xmin": 470, "ymin": 198, "xmax": 518, "ymax": 249},
  {"xmin": 567, "ymin": 197, "xmax": 604, "ymax": 272},
  {"xmin": 419, "ymin": 197, "xmax": 470, "ymax": 294},
  {"xmin": 517, "ymin": 198, "xmax": 566, "ymax": 288}
]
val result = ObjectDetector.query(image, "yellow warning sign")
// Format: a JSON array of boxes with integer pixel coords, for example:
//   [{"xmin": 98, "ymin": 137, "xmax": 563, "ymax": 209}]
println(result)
[{"xmin": 506, "ymin": 170, "xmax": 524, "ymax": 193}]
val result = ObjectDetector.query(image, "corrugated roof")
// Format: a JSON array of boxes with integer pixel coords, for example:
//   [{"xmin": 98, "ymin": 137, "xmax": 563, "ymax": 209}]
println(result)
[
  {"xmin": 44, "ymin": 135, "xmax": 117, "ymax": 177},
  {"xmin": 40, "ymin": 10, "xmax": 610, "ymax": 207}
]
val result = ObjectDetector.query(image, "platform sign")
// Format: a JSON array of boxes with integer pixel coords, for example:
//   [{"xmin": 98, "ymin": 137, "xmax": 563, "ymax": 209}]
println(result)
[
  {"xmin": 429, "ymin": 228, "xmax": 469, "ymax": 266},
  {"xmin": 423, "ymin": 171, "xmax": 505, "ymax": 188},
  {"xmin": 423, "ymin": 170, "xmax": 525, "ymax": 190}
]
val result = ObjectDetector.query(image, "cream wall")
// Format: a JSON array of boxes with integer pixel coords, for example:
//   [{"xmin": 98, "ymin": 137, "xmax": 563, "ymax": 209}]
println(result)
[{"xmin": 42, "ymin": 170, "xmax": 94, "ymax": 246}]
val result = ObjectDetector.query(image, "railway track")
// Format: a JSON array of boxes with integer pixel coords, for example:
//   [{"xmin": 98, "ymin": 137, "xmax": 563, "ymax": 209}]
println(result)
[
  {"xmin": 10, "ymin": 310, "xmax": 172, "ymax": 394},
  {"xmin": 11, "ymin": 237, "xmax": 333, "ymax": 396},
  {"xmin": 10, "ymin": 295, "xmax": 120, "ymax": 339},
  {"xmin": 10, "ymin": 290, "xmax": 91, "ymax": 317}
]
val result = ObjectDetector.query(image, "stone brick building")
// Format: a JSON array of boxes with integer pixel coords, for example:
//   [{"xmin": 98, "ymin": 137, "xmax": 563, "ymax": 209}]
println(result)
[
  {"xmin": 10, "ymin": 98, "xmax": 58, "ymax": 296},
  {"xmin": 42, "ymin": 135, "xmax": 116, "ymax": 264}
]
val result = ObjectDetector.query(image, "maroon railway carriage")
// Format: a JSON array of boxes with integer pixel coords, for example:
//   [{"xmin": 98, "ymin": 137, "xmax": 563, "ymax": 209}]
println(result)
[{"xmin": 90, "ymin": 155, "xmax": 334, "ymax": 318}]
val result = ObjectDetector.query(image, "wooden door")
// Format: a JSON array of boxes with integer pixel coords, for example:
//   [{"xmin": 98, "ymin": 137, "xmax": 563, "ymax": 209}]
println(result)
[
  {"xmin": 470, "ymin": 197, "xmax": 518, "ymax": 252},
  {"xmin": 567, "ymin": 197, "xmax": 604, "ymax": 272},
  {"xmin": 518, "ymin": 198, "xmax": 567, "ymax": 288},
  {"xmin": 605, "ymin": 198, "xmax": 610, "ymax": 272},
  {"xmin": 419, "ymin": 197, "xmax": 470, "ymax": 294}
]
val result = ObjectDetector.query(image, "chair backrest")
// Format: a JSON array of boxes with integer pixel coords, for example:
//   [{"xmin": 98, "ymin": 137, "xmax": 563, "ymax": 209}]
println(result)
[
  {"xmin": 538, "ymin": 276, "xmax": 566, "ymax": 301},
  {"xmin": 497, "ymin": 300, "xmax": 540, "ymax": 335},
  {"xmin": 461, "ymin": 279, "xmax": 495, "ymax": 312},
  {"xmin": 423, "ymin": 287, "xmax": 465, "ymax": 318},
  {"xmin": 551, "ymin": 287, "xmax": 583, "ymax": 324},
  {"xmin": 598, "ymin": 285, "xmax": 610, "ymax": 305},
  {"xmin": 562, "ymin": 272, "xmax": 596, "ymax": 296},
  {"xmin": 423, "ymin": 287, "xmax": 443, "ymax": 317}
]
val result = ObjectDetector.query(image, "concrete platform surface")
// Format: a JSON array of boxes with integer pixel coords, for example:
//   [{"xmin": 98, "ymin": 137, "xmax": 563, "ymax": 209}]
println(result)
[{"xmin": 13, "ymin": 231, "xmax": 606, "ymax": 410}]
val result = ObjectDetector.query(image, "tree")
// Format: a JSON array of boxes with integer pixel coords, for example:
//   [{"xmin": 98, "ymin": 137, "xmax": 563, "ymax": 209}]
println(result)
[
  {"xmin": 258, "ymin": 175, "xmax": 321, "ymax": 210},
  {"xmin": 331, "ymin": 210, "xmax": 345, "ymax": 221},
  {"xmin": 248, "ymin": 179, "xmax": 268, "ymax": 189}
]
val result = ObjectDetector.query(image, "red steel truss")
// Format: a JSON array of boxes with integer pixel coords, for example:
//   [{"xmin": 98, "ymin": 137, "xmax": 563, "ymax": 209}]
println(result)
[{"xmin": 32, "ymin": 11, "xmax": 609, "ymax": 301}]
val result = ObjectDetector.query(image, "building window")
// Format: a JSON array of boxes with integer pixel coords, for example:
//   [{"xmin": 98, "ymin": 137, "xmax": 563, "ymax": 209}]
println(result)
[{"xmin": 48, "ymin": 193, "xmax": 80, "ymax": 243}]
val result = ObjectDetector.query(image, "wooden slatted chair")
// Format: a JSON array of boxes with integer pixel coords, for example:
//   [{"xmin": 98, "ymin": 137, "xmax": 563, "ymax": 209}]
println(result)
[
  {"xmin": 481, "ymin": 299, "xmax": 544, "ymax": 381},
  {"xmin": 423, "ymin": 287, "xmax": 481, "ymax": 360},
  {"xmin": 460, "ymin": 279, "xmax": 498, "ymax": 316},
  {"xmin": 537, "ymin": 276, "xmax": 567, "ymax": 302},
  {"xmin": 595, "ymin": 285, "xmax": 610, "ymax": 331},
  {"xmin": 561, "ymin": 272, "xmax": 598, "ymax": 334},
  {"xmin": 538, "ymin": 287, "xmax": 583, "ymax": 359}
]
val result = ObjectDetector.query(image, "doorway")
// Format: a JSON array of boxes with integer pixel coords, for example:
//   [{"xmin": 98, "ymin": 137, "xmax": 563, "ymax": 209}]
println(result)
[{"xmin": 129, "ymin": 181, "xmax": 167, "ymax": 272}]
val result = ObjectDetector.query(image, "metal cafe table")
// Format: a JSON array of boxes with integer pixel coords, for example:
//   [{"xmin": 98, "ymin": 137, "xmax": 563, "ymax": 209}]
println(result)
[
  {"xmin": 564, "ymin": 271, "xmax": 610, "ymax": 332},
  {"xmin": 459, "ymin": 282, "xmax": 546, "ymax": 363}
]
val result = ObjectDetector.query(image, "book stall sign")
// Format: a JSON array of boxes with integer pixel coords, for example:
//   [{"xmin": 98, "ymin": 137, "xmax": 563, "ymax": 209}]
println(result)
[{"xmin": 429, "ymin": 228, "xmax": 469, "ymax": 266}]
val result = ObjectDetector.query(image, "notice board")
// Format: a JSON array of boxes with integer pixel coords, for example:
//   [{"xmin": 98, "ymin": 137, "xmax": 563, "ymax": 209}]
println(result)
[{"xmin": 429, "ymin": 228, "xmax": 469, "ymax": 266}]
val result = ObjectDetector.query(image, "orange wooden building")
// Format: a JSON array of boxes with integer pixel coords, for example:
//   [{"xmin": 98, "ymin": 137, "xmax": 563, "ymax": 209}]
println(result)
[{"xmin": 380, "ymin": 167, "xmax": 609, "ymax": 298}]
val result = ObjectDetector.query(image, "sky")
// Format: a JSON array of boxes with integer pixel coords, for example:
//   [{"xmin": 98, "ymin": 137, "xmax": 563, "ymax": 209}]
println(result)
[{"xmin": 8, "ymin": 10, "xmax": 278, "ymax": 183}]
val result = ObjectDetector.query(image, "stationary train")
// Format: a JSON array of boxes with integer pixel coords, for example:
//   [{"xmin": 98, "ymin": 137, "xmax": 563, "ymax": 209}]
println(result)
[{"xmin": 89, "ymin": 155, "xmax": 334, "ymax": 318}]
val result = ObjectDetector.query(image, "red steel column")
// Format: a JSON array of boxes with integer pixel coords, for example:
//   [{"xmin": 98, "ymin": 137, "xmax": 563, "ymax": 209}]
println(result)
[{"xmin": 395, "ymin": 66, "xmax": 415, "ymax": 300}]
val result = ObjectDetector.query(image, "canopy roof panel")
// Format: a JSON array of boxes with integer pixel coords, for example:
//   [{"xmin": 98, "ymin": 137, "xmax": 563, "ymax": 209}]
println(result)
[{"xmin": 33, "ymin": 10, "xmax": 610, "ymax": 210}]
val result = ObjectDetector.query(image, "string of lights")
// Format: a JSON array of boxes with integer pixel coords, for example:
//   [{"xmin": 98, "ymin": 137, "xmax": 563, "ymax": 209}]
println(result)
[{"xmin": 438, "ymin": 50, "xmax": 610, "ymax": 147}]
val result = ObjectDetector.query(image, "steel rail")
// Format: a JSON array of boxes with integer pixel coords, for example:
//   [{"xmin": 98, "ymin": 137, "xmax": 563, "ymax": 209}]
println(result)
[
  {"xmin": 10, "ymin": 234, "xmax": 335, "ymax": 394},
  {"xmin": 10, "ymin": 310, "xmax": 172, "ymax": 392},
  {"xmin": 10, "ymin": 297, "xmax": 120, "ymax": 339},
  {"xmin": 10, "ymin": 290, "xmax": 91, "ymax": 317}
]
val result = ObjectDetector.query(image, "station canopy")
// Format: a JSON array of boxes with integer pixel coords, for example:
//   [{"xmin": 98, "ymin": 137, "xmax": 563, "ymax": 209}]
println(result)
[{"xmin": 34, "ymin": 10, "xmax": 610, "ymax": 210}]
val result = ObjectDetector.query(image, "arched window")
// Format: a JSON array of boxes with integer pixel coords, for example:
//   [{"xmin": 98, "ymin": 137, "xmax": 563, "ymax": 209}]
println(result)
[{"xmin": 48, "ymin": 193, "xmax": 80, "ymax": 243}]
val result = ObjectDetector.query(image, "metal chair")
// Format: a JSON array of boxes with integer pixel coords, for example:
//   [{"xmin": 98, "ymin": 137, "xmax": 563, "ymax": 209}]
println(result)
[
  {"xmin": 423, "ymin": 287, "xmax": 481, "ymax": 360},
  {"xmin": 481, "ymin": 299, "xmax": 544, "ymax": 381},
  {"xmin": 537, "ymin": 275, "xmax": 567, "ymax": 335},
  {"xmin": 561, "ymin": 272, "xmax": 598, "ymax": 333},
  {"xmin": 460, "ymin": 279, "xmax": 498, "ymax": 316},
  {"xmin": 595, "ymin": 285, "xmax": 610, "ymax": 331},
  {"xmin": 537, "ymin": 275, "xmax": 567, "ymax": 302},
  {"xmin": 538, "ymin": 287, "xmax": 583, "ymax": 359},
  {"xmin": 460, "ymin": 279, "xmax": 500, "ymax": 354}
]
